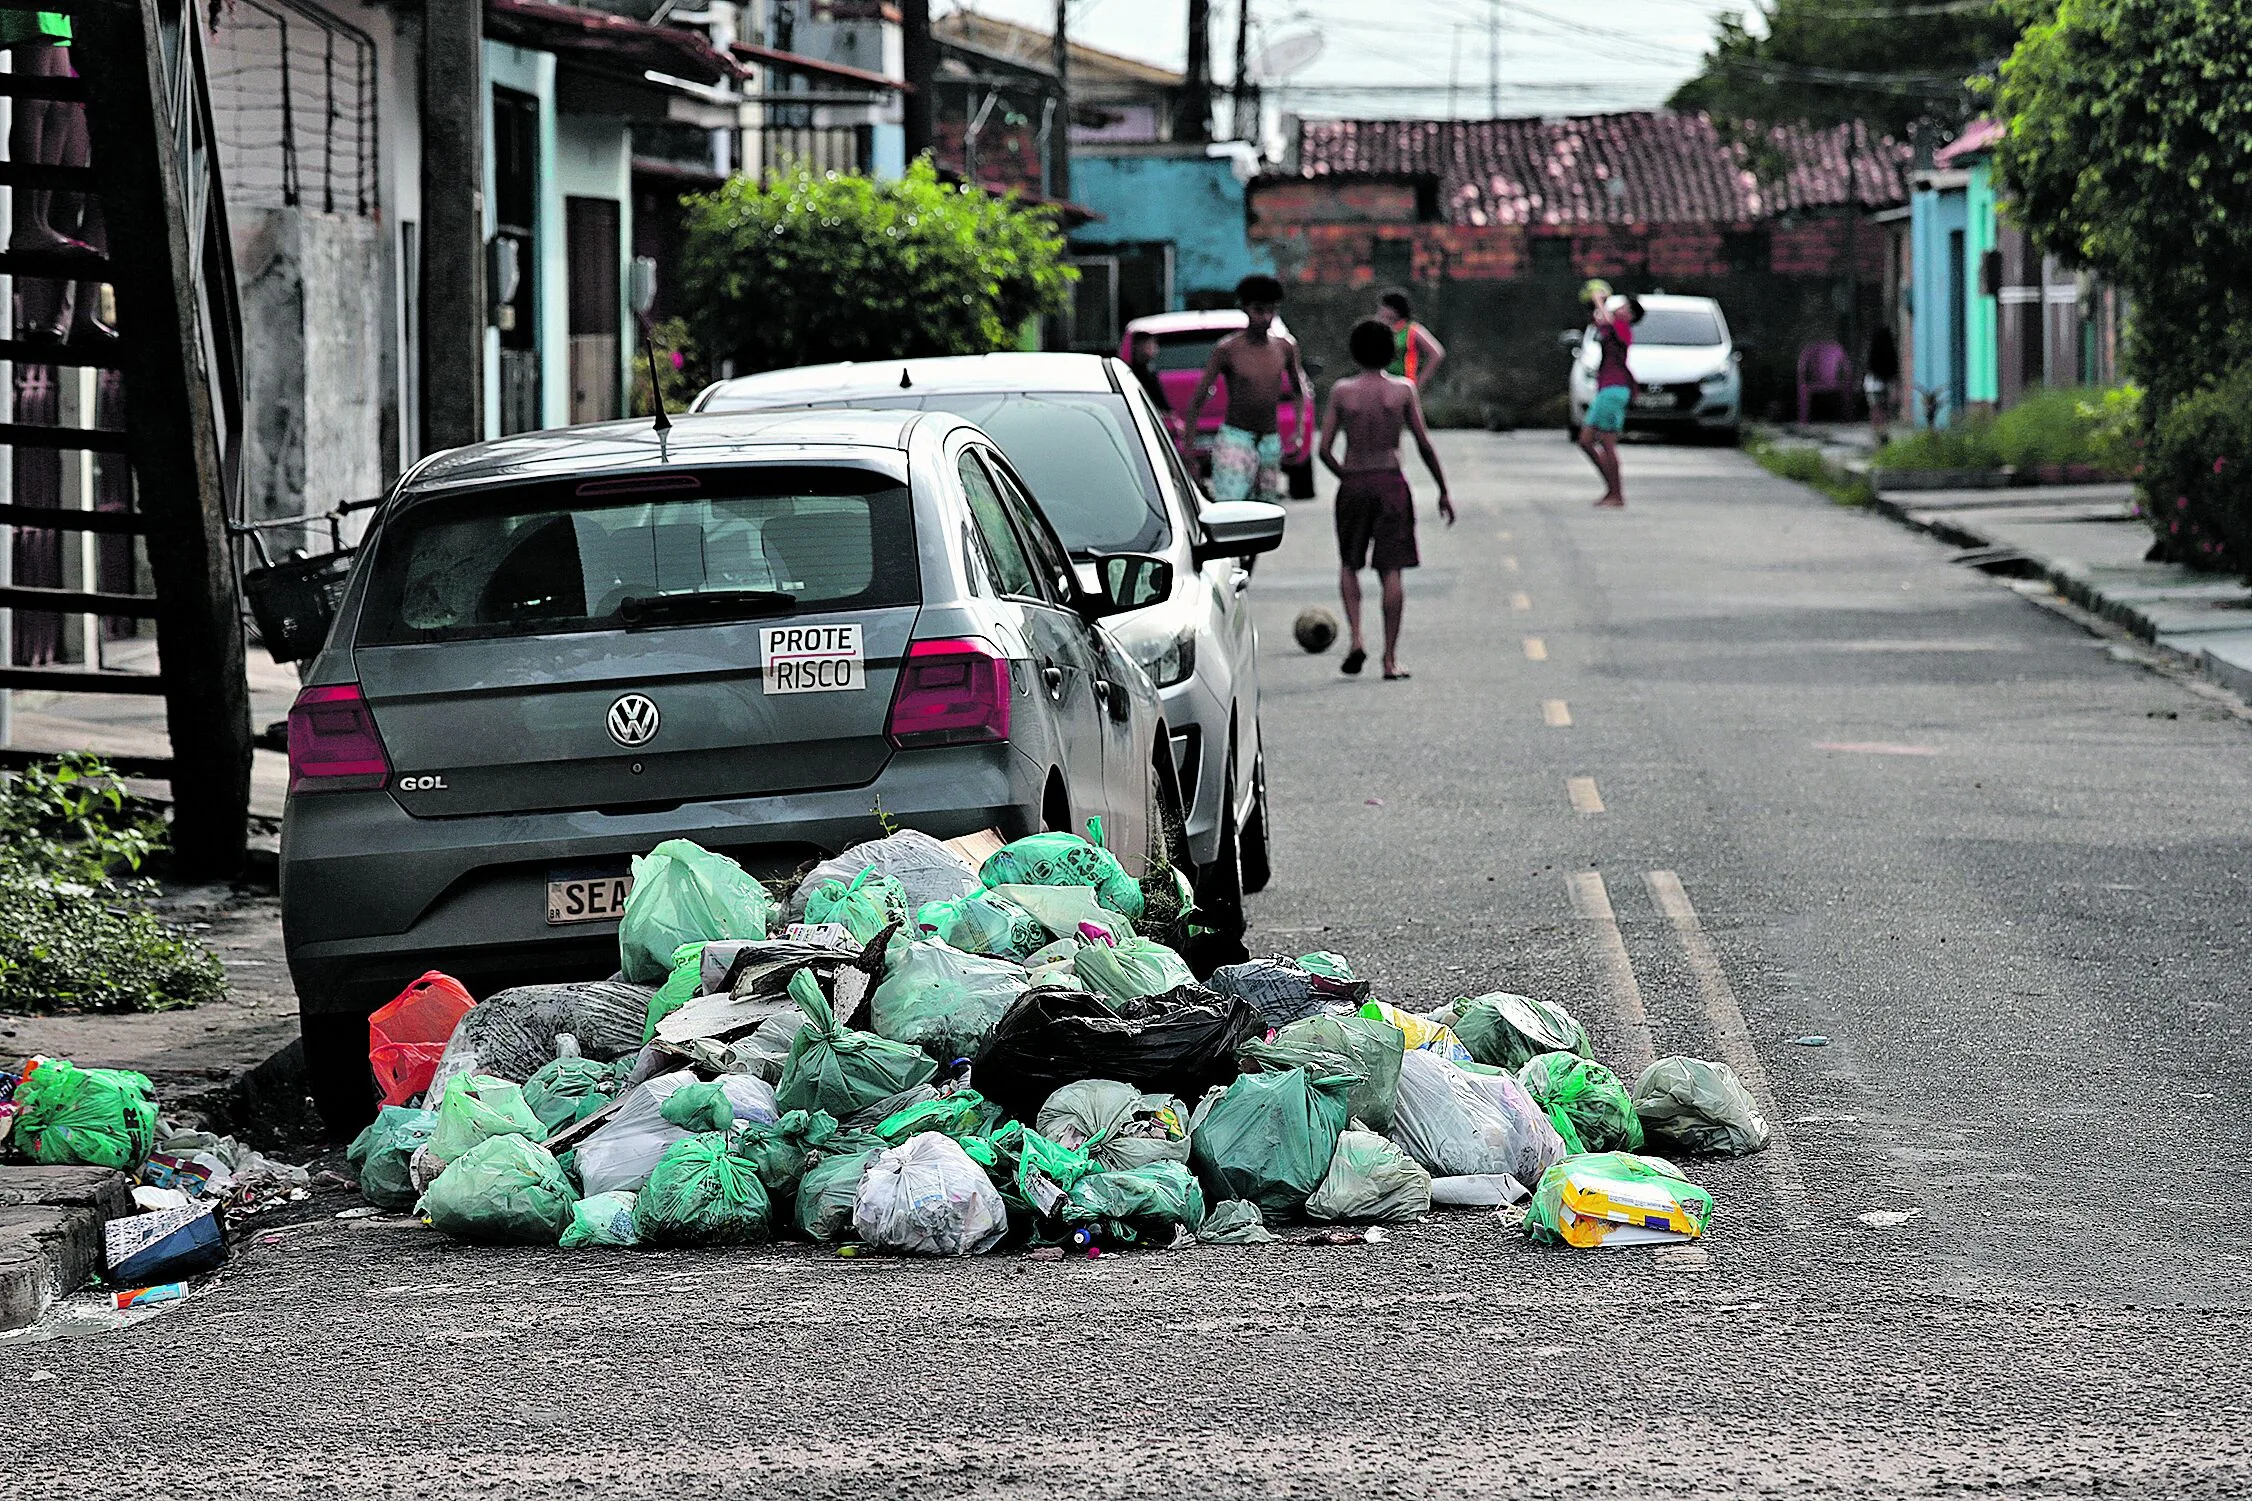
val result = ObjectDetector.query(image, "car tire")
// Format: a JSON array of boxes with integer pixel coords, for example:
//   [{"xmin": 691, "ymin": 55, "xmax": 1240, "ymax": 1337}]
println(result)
[
  {"xmin": 303, "ymin": 1009, "xmax": 379, "ymax": 1138},
  {"xmin": 1239, "ymin": 750, "xmax": 1272, "ymax": 895}
]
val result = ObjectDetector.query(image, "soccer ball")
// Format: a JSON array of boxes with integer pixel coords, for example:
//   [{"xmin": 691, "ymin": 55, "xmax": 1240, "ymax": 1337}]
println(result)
[{"xmin": 1293, "ymin": 607, "xmax": 1339, "ymax": 654}]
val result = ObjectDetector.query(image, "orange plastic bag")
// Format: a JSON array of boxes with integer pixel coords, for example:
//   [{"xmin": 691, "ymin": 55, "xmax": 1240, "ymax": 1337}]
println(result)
[{"xmin": 367, "ymin": 971, "xmax": 475, "ymax": 1107}]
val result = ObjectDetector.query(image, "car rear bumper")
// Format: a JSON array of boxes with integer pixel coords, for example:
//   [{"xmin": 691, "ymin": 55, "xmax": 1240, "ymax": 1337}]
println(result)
[{"xmin": 281, "ymin": 743, "xmax": 1041, "ymax": 1018}]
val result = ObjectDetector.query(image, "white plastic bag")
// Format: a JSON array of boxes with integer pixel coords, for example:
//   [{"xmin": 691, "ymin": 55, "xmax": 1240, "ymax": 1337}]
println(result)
[
  {"xmin": 985, "ymin": 883, "xmax": 1125, "ymax": 943},
  {"xmin": 851, "ymin": 1131, "xmax": 1008, "ymax": 1255},
  {"xmin": 1305, "ymin": 1129, "xmax": 1432, "ymax": 1223},
  {"xmin": 789, "ymin": 831, "xmax": 981, "ymax": 918},
  {"xmin": 1388, "ymin": 1051, "xmax": 1566, "ymax": 1184},
  {"xmin": 575, "ymin": 1070, "xmax": 777, "ymax": 1196}
]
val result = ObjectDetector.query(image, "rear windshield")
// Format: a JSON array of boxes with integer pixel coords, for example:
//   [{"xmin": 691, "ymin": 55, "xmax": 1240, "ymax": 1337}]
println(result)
[
  {"xmin": 776, "ymin": 392, "xmax": 1170, "ymax": 556},
  {"xmin": 1149, "ymin": 334, "xmax": 1224, "ymax": 372},
  {"xmin": 357, "ymin": 467, "xmax": 917, "ymax": 644},
  {"xmin": 1635, "ymin": 305, "xmax": 1726, "ymax": 346}
]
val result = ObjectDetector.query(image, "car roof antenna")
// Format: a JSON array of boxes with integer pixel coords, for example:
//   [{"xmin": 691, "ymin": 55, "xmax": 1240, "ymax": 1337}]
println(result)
[
  {"xmin": 643, "ymin": 328, "xmax": 673, "ymax": 433},
  {"xmin": 900, "ymin": 367, "xmax": 912, "ymax": 389}
]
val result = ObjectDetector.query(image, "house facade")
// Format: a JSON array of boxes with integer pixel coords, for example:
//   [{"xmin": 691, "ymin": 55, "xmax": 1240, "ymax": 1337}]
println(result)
[{"xmin": 1907, "ymin": 119, "xmax": 2122, "ymax": 428}]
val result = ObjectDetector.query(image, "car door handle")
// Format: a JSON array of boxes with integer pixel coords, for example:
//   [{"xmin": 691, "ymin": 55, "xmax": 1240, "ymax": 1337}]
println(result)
[{"xmin": 1042, "ymin": 665, "xmax": 1064, "ymax": 697}]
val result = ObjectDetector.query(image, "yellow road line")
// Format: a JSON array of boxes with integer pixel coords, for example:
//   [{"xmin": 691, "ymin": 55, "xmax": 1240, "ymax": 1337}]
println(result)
[
  {"xmin": 1644, "ymin": 870, "xmax": 1808, "ymax": 1218},
  {"xmin": 1510, "ymin": 591, "xmax": 1533, "ymax": 612},
  {"xmin": 1543, "ymin": 699, "xmax": 1573, "ymax": 727},
  {"xmin": 1522, "ymin": 637, "xmax": 1547, "ymax": 661},
  {"xmin": 1565, "ymin": 871, "xmax": 1654, "ymax": 1070},
  {"xmin": 1567, "ymin": 776, "xmax": 1605, "ymax": 814}
]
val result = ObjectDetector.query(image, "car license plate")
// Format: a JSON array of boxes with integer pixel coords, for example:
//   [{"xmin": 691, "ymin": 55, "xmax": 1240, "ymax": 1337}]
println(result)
[
  {"xmin": 1631, "ymin": 392, "xmax": 1676, "ymax": 410},
  {"xmin": 762, "ymin": 623, "xmax": 865, "ymax": 694},
  {"xmin": 546, "ymin": 869, "xmax": 632, "ymax": 925}
]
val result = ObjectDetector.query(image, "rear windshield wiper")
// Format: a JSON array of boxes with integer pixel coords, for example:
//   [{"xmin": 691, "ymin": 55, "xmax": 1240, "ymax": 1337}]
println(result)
[{"xmin": 619, "ymin": 589, "xmax": 797, "ymax": 627}]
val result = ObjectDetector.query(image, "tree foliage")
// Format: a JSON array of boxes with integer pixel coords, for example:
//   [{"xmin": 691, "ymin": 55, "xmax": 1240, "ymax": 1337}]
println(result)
[
  {"xmin": 679, "ymin": 161, "xmax": 1075, "ymax": 375},
  {"xmin": 1671, "ymin": 1, "xmax": 2018, "ymax": 138}
]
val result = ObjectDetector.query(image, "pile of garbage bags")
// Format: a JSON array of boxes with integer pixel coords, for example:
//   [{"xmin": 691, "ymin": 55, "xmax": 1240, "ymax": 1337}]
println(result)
[{"xmin": 354, "ymin": 826, "xmax": 1771, "ymax": 1256}]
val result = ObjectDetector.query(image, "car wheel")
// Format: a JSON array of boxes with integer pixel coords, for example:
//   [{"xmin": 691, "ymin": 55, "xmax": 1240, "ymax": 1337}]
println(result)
[
  {"xmin": 303, "ymin": 1009, "xmax": 379, "ymax": 1137},
  {"xmin": 1239, "ymin": 750, "xmax": 1273, "ymax": 895},
  {"xmin": 1188, "ymin": 767, "xmax": 1249, "ymax": 975}
]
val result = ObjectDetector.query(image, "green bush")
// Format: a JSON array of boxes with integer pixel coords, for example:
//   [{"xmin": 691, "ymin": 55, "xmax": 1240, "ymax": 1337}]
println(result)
[
  {"xmin": 2143, "ymin": 366, "xmax": 2252, "ymax": 572},
  {"xmin": 0, "ymin": 755, "xmax": 225, "ymax": 1015},
  {"xmin": 679, "ymin": 160, "xmax": 1074, "ymax": 375},
  {"xmin": 1873, "ymin": 387, "xmax": 2139, "ymax": 476},
  {"xmin": 1750, "ymin": 440, "xmax": 1872, "ymax": 507}
]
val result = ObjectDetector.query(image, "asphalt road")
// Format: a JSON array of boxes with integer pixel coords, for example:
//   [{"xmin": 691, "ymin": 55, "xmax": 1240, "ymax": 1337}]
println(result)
[{"xmin": 16, "ymin": 433, "xmax": 2252, "ymax": 1497}]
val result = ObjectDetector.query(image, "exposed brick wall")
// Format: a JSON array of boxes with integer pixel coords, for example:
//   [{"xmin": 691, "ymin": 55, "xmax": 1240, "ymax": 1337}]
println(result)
[{"xmin": 1254, "ymin": 179, "xmax": 1420, "ymax": 227}]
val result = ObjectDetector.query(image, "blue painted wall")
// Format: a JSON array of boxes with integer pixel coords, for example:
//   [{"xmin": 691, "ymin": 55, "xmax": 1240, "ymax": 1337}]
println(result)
[
  {"xmin": 1070, "ymin": 153, "xmax": 1273, "ymax": 305},
  {"xmin": 1910, "ymin": 182, "xmax": 1970, "ymax": 428}
]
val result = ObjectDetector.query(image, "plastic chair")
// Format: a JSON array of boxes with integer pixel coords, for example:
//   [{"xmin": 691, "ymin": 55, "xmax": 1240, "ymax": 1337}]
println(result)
[{"xmin": 1796, "ymin": 341, "xmax": 1853, "ymax": 424}]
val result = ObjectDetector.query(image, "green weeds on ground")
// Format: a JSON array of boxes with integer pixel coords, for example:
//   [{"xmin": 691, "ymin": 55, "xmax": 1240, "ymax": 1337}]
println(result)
[
  {"xmin": 0, "ymin": 753, "xmax": 225, "ymax": 1015},
  {"xmin": 1750, "ymin": 438, "xmax": 1874, "ymax": 507},
  {"xmin": 1874, "ymin": 386, "xmax": 2140, "ymax": 474}
]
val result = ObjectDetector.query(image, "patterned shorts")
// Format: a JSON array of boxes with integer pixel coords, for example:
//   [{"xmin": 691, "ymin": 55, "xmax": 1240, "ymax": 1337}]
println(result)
[{"xmin": 1211, "ymin": 424, "xmax": 1283, "ymax": 502}]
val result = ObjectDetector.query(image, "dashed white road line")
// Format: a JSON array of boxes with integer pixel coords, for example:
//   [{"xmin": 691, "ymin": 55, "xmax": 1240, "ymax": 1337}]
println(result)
[
  {"xmin": 1543, "ymin": 699, "xmax": 1572, "ymax": 727},
  {"xmin": 1522, "ymin": 637, "xmax": 1547, "ymax": 661},
  {"xmin": 1510, "ymin": 591, "xmax": 1533, "ymax": 613},
  {"xmin": 1567, "ymin": 776, "xmax": 1605, "ymax": 814},
  {"xmin": 1565, "ymin": 871, "xmax": 1655, "ymax": 1071},
  {"xmin": 1643, "ymin": 870, "xmax": 1808, "ymax": 1218}
]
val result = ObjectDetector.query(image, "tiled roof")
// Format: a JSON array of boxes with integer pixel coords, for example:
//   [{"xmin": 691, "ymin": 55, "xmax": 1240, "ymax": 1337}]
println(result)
[{"xmin": 1293, "ymin": 112, "xmax": 1909, "ymax": 228}]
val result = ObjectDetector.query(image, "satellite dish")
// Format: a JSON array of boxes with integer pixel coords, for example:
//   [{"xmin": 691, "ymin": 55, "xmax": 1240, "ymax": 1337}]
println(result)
[{"xmin": 1248, "ymin": 29, "xmax": 1324, "ymax": 84}]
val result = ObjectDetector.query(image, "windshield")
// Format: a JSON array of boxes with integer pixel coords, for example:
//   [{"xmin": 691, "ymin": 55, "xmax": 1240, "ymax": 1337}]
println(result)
[
  {"xmin": 359, "ymin": 467, "xmax": 918, "ymax": 644},
  {"xmin": 1149, "ymin": 333, "xmax": 1224, "ymax": 373},
  {"xmin": 1634, "ymin": 305, "xmax": 1726, "ymax": 347},
  {"xmin": 916, "ymin": 391, "xmax": 1168, "ymax": 555}
]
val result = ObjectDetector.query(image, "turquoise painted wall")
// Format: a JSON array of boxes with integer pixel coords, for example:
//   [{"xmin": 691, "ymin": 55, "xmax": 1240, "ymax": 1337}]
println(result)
[
  {"xmin": 1070, "ymin": 153, "xmax": 1273, "ymax": 304},
  {"xmin": 1965, "ymin": 162, "xmax": 2000, "ymax": 406}
]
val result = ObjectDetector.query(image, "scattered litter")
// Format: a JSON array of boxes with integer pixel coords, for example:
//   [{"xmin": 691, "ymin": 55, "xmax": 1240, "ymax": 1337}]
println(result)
[
  {"xmin": 106, "ymin": 1201, "xmax": 226, "ymax": 1283},
  {"xmin": 1298, "ymin": 1226, "xmax": 1388, "ymax": 1246},
  {"xmin": 1789, "ymin": 1035, "xmax": 1831, "ymax": 1048},
  {"xmin": 110, "ymin": 1283, "xmax": 188, "ymax": 1310},
  {"xmin": 1429, "ymin": 1173, "xmax": 1527, "ymax": 1208},
  {"xmin": 335, "ymin": 1206, "xmax": 384, "ymax": 1220},
  {"xmin": 1523, "ymin": 1152, "xmax": 1713, "ymax": 1249},
  {"xmin": 1858, "ymin": 1207, "xmax": 1924, "ymax": 1229},
  {"xmin": 25, "ymin": 1370, "xmax": 55, "ymax": 1383},
  {"xmin": 1632, "ymin": 1057, "xmax": 1770, "ymax": 1156}
]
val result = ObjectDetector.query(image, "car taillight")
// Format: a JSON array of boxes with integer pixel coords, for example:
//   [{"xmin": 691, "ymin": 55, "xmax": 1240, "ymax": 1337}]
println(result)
[
  {"xmin": 886, "ymin": 637, "xmax": 1011, "ymax": 748},
  {"xmin": 287, "ymin": 683, "xmax": 391, "ymax": 794}
]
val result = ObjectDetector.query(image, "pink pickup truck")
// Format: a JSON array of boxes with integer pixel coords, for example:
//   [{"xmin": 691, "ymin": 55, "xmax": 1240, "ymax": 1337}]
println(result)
[{"xmin": 1121, "ymin": 310, "xmax": 1314, "ymax": 493}]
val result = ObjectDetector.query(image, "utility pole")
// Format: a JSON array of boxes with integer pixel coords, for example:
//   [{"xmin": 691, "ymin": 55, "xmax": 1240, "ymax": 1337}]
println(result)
[
  {"xmin": 421, "ymin": 0, "xmax": 485, "ymax": 452},
  {"xmin": 1181, "ymin": 0, "xmax": 1212, "ymax": 144},
  {"xmin": 1231, "ymin": 0, "xmax": 1255, "ymax": 143},
  {"xmin": 1051, "ymin": 0, "xmax": 1071, "ymax": 202},
  {"xmin": 1488, "ymin": 0, "xmax": 1500, "ymax": 118},
  {"xmin": 902, "ymin": 0, "xmax": 935, "ymax": 162}
]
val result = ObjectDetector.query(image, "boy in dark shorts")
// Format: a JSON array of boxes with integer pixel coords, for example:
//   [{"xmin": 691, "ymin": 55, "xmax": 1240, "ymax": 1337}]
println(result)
[{"xmin": 1318, "ymin": 318, "xmax": 1454, "ymax": 679}]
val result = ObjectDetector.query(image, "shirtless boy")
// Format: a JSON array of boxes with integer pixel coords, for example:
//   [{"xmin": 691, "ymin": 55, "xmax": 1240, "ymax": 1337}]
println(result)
[
  {"xmin": 1189, "ymin": 274, "xmax": 1311, "ymax": 503},
  {"xmin": 1319, "ymin": 318, "xmax": 1454, "ymax": 680}
]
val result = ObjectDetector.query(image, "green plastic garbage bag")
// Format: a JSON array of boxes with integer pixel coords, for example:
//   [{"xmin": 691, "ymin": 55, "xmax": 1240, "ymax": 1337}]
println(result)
[
  {"xmin": 418, "ymin": 1133, "xmax": 576, "ymax": 1244},
  {"xmin": 1189, "ymin": 1067, "xmax": 1353, "ymax": 1217},
  {"xmin": 1451, "ymin": 992, "xmax": 1591, "ymax": 1072},
  {"xmin": 803, "ymin": 867, "xmax": 910, "ymax": 945},
  {"xmin": 776, "ymin": 969, "xmax": 939, "ymax": 1118},
  {"xmin": 427, "ymin": 1073, "xmax": 545, "ymax": 1167},
  {"xmin": 795, "ymin": 1132, "xmax": 888, "ymax": 1240},
  {"xmin": 559, "ymin": 1189, "xmax": 641, "ymax": 1249},
  {"xmin": 1237, "ymin": 1013, "xmax": 1406, "ymax": 1135},
  {"xmin": 643, "ymin": 942, "xmax": 708, "ymax": 1042},
  {"xmin": 347, "ymin": 1105, "xmax": 436, "ymax": 1210},
  {"xmin": 875, "ymin": 1089, "xmax": 1002, "ymax": 1145},
  {"xmin": 1063, "ymin": 1159, "xmax": 1207, "ymax": 1243},
  {"xmin": 522, "ymin": 1055, "xmax": 624, "ymax": 1134},
  {"xmin": 659, "ymin": 1079, "xmax": 744, "ymax": 1134},
  {"xmin": 988, "ymin": 884, "xmax": 1131, "ymax": 944},
  {"xmin": 914, "ymin": 894, "xmax": 1050, "ymax": 959},
  {"xmin": 11, "ymin": 1059, "xmax": 158, "ymax": 1170},
  {"xmin": 1196, "ymin": 1199, "xmax": 1276, "ymax": 1245},
  {"xmin": 1523, "ymin": 1151, "xmax": 1713, "ymax": 1247},
  {"xmin": 1516, "ymin": 1053, "xmax": 1643, "ymax": 1155},
  {"xmin": 1632, "ymin": 1057, "xmax": 1770, "ymax": 1156},
  {"xmin": 732, "ymin": 1109, "xmax": 838, "ymax": 1200},
  {"xmin": 1305, "ymin": 1129, "xmax": 1431, "ymax": 1223},
  {"xmin": 980, "ymin": 829, "xmax": 1143, "ymax": 920},
  {"xmin": 632, "ymin": 1133, "xmax": 773, "ymax": 1247},
  {"xmin": 1298, "ymin": 952, "xmax": 1357, "ymax": 983},
  {"xmin": 868, "ymin": 939, "xmax": 1028, "ymax": 1061},
  {"xmin": 1035, "ymin": 1079, "xmax": 1191, "ymax": 1170},
  {"xmin": 984, "ymin": 1121, "xmax": 1100, "ymax": 1222},
  {"xmin": 618, "ymin": 840, "xmax": 777, "ymax": 984},
  {"xmin": 1073, "ymin": 937, "xmax": 1195, "ymax": 1003}
]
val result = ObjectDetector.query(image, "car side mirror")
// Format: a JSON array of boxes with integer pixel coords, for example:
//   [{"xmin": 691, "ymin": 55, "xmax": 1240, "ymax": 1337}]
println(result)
[
  {"xmin": 1082, "ymin": 552, "xmax": 1174, "ymax": 619},
  {"xmin": 1556, "ymin": 329, "xmax": 1584, "ymax": 351},
  {"xmin": 1192, "ymin": 499, "xmax": 1286, "ymax": 568}
]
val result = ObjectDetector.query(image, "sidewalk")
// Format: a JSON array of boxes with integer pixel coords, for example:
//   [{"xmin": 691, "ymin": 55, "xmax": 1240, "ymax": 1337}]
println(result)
[{"xmin": 1866, "ymin": 480, "xmax": 2252, "ymax": 699}]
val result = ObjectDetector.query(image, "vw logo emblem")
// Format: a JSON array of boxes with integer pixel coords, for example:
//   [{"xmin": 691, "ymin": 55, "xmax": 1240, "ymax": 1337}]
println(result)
[{"xmin": 606, "ymin": 693, "xmax": 660, "ymax": 748}]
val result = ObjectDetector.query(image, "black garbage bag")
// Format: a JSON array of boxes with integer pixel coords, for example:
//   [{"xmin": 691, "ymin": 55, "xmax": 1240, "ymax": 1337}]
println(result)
[
  {"xmin": 972, "ymin": 984, "xmax": 1258, "ymax": 1118},
  {"xmin": 427, "ymin": 980, "xmax": 655, "ymax": 1091}
]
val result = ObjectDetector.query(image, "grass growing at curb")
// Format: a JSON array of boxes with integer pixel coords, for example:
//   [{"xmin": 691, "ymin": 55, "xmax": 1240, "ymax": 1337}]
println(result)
[
  {"xmin": 0, "ymin": 753, "xmax": 226, "ymax": 1015},
  {"xmin": 1750, "ymin": 438, "xmax": 1874, "ymax": 507}
]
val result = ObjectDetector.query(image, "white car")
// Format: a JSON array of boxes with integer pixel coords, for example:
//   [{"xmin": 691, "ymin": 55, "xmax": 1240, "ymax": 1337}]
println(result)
[
  {"xmin": 1567, "ymin": 293, "xmax": 1743, "ymax": 444},
  {"xmin": 694, "ymin": 353, "xmax": 1283, "ymax": 967}
]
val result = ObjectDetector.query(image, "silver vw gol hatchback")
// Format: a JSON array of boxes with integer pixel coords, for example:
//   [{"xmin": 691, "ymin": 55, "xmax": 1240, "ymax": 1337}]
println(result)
[{"xmin": 280, "ymin": 409, "xmax": 1185, "ymax": 1128}]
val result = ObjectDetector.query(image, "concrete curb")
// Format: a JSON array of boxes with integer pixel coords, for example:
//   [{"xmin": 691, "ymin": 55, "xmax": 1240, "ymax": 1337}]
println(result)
[
  {"xmin": 1869, "ymin": 493, "xmax": 2252, "ymax": 702},
  {"xmin": 0, "ymin": 1165, "xmax": 133, "ymax": 1330}
]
